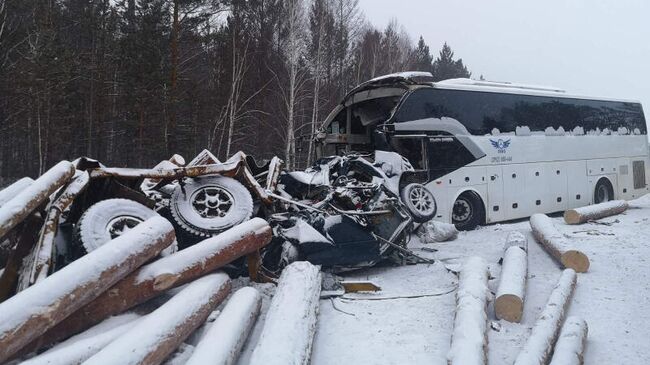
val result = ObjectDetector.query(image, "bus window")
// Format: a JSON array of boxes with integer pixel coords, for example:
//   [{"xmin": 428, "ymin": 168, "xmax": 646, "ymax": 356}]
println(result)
[
  {"xmin": 427, "ymin": 137, "xmax": 477, "ymax": 180},
  {"xmin": 390, "ymin": 137, "xmax": 427, "ymax": 170},
  {"xmin": 393, "ymin": 88, "xmax": 647, "ymax": 136}
]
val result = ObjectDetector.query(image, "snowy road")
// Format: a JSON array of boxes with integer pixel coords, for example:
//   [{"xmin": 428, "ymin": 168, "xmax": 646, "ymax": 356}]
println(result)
[{"xmin": 309, "ymin": 196, "xmax": 650, "ymax": 364}]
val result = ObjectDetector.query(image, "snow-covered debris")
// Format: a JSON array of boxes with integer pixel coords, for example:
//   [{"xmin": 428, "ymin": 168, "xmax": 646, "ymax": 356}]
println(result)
[
  {"xmin": 83, "ymin": 273, "xmax": 231, "ymax": 365},
  {"xmin": 563, "ymin": 200, "xmax": 628, "ymax": 225},
  {"xmin": 514, "ymin": 269, "xmax": 577, "ymax": 365},
  {"xmin": 530, "ymin": 214, "xmax": 589, "ymax": 272},
  {"xmin": 0, "ymin": 161, "xmax": 75, "ymax": 239},
  {"xmin": 20, "ymin": 313, "xmax": 142, "ymax": 365},
  {"xmin": 249, "ymin": 261, "xmax": 321, "ymax": 365},
  {"xmin": 0, "ymin": 216, "xmax": 174, "ymax": 363},
  {"xmin": 495, "ymin": 243, "xmax": 527, "ymax": 323},
  {"xmin": 548, "ymin": 316, "xmax": 588, "ymax": 365},
  {"xmin": 417, "ymin": 220, "xmax": 459, "ymax": 243},
  {"xmin": 447, "ymin": 256, "xmax": 489, "ymax": 365},
  {"xmin": 37, "ymin": 218, "xmax": 271, "ymax": 349},
  {"xmin": 186, "ymin": 287, "xmax": 262, "ymax": 365},
  {"xmin": 0, "ymin": 177, "xmax": 33, "ymax": 208}
]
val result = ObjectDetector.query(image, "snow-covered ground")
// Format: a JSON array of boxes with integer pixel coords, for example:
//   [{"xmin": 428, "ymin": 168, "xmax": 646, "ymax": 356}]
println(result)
[{"xmin": 307, "ymin": 195, "xmax": 650, "ymax": 364}]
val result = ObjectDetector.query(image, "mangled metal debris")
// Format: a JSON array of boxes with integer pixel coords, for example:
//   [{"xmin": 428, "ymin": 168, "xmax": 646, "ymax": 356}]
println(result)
[{"xmin": 0, "ymin": 147, "xmax": 441, "ymax": 299}]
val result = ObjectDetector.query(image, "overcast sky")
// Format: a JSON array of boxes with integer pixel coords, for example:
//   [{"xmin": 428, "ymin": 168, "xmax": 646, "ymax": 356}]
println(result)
[{"xmin": 358, "ymin": 0, "xmax": 650, "ymax": 114}]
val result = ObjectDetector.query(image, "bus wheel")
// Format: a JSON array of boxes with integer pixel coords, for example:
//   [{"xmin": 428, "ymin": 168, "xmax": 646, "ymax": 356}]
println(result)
[
  {"xmin": 452, "ymin": 192, "xmax": 485, "ymax": 231},
  {"xmin": 594, "ymin": 178, "xmax": 614, "ymax": 204}
]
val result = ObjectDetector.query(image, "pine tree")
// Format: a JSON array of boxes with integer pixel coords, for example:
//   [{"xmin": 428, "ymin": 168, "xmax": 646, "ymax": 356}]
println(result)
[
  {"xmin": 412, "ymin": 36, "xmax": 433, "ymax": 73},
  {"xmin": 432, "ymin": 42, "xmax": 471, "ymax": 81}
]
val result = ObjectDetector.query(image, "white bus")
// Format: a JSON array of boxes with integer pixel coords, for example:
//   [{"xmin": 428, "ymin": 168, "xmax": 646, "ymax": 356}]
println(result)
[{"xmin": 316, "ymin": 72, "xmax": 649, "ymax": 230}]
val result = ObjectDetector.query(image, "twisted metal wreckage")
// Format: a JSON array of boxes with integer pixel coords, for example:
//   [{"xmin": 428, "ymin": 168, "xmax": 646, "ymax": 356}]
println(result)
[{"xmin": 0, "ymin": 148, "xmax": 439, "ymax": 296}]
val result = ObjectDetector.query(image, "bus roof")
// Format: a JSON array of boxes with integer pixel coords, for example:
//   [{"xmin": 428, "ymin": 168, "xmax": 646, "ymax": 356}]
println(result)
[
  {"xmin": 343, "ymin": 72, "xmax": 642, "ymax": 105},
  {"xmin": 432, "ymin": 78, "xmax": 642, "ymax": 104}
]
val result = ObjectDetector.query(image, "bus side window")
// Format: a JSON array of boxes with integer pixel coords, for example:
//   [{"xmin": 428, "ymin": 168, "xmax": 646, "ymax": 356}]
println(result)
[{"xmin": 427, "ymin": 137, "xmax": 476, "ymax": 180}]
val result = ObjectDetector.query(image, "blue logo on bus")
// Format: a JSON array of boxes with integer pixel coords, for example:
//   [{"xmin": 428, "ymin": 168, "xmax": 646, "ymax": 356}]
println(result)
[{"xmin": 490, "ymin": 139, "xmax": 511, "ymax": 154}]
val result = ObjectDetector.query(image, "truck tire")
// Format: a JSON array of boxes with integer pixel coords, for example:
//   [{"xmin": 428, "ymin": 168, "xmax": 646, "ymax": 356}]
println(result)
[
  {"xmin": 170, "ymin": 176, "xmax": 254, "ymax": 237},
  {"xmin": 75, "ymin": 199, "xmax": 176, "ymax": 255},
  {"xmin": 400, "ymin": 183, "xmax": 437, "ymax": 223}
]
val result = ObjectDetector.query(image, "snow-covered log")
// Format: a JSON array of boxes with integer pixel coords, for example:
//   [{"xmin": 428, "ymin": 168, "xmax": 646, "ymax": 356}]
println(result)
[
  {"xmin": 0, "ymin": 216, "xmax": 174, "ymax": 363},
  {"xmin": 504, "ymin": 231, "xmax": 527, "ymax": 251},
  {"xmin": 18, "ymin": 172, "xmax": 90, "ymax": 291},
  {"xmin": 447, "ymin": 256, "xmax": 489, "ymax": 365},
  {"xmin": 495, "ymin": 233, "xmax": 528, "ymax": 323},
  {"xmin": 513, "ymin": 269, "xmax": 577, "ymax": 365},
  {"xmin": 249, "ymin": 261, "xmax": 321, "ymax": 365},
  {"xmin": 548, "ymin": 316, "xmax": 588, "ymax": 365},
  {"xmin": 29, "ymin": 218, "xmax": 271, "ymax": 351},
  {"xmin": 83, "ymin": 273, "xmax": 231, "ymax": 365},
  {"xmin": 186, "ymin": 287, "xmax": 262, "ymax": 365},
  {"xmin": 0, "ymin": 161, "xmax": 75, "ymax": 240},
  {"xmin": 530, "ymin": 214, "xmax": 589, "ymax": 273},
  {"xmin": 0, "ymin": 177, "xmax": 34, "ymax": 207},
  {"xmin": 20, "ymin": 313, "xmax": 142, "ymax": 365},
  {"xmin": 563, "ymin": 200, "xmax": 628, "ymax": 225}
]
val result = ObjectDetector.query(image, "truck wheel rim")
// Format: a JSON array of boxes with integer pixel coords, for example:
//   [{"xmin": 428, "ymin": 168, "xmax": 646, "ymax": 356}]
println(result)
[
  {"xmin": 191, "ymin": 186, "xmax": 234, "ymax": 218},
  {"xmin": 408, "ymin": 186, "xmax": 435, "ymax": 215},
  {"xmin": 106, "ymin": 216, "xmax": 143, "ymax": 239}
]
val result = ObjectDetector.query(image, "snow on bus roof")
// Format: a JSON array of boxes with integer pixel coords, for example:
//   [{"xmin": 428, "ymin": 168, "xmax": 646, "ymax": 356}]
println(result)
[{"xmin": 432, "ymin": 78, "xmax": 642, "ymax": 104}]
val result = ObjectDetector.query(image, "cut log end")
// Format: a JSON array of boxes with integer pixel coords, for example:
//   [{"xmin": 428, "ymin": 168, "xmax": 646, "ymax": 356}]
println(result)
[
  {"xmin": 152, "ymin": 273, "xmax": 180, "ymax": 291},
  {"xmin": 561, "ymin": 250, "xmax": 590, "ymax": 273},
  {"xmin": 563, "ymin": 210, "xmax": 582, "ymax": 225},
  {"xmin": 495, "ymin": 294, "xmax": 523, "ymax": 323}
]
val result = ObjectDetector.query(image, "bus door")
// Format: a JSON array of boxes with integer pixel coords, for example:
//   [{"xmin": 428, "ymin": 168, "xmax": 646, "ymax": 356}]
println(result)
[{"xmin": 425, "ymin": 135, "xmax": 485, "ymax": 181}]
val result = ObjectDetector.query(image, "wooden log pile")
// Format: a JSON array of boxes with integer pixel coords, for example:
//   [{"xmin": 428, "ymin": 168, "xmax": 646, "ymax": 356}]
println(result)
[{"xmin": 0, "ymin": 216, "xmax": 281, "ymax": 365}]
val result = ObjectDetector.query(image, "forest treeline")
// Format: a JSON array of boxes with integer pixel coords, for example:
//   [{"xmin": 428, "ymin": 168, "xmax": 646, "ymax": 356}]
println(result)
[{"xmin": 0, "ymin": 0, "xmax": 472, "ymax": 180}]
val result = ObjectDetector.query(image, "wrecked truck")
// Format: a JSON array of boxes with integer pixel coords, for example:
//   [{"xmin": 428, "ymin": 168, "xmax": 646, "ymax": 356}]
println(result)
[{"xmin": 0, "ymin": 146, "xmax": 436, "ymax": 292}]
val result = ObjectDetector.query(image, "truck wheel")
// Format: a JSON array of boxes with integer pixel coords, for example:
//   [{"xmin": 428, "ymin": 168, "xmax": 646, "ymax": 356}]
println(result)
[
  {"xmin": 170, "ymin": 176, "xmax": 254, "ymax": 237},
  {"xmin": 400, "ymin": 183, "xmax": 437, "ymax": 223},
  {"xmin": 75, "ymin": 199, "xmax": 176, "ymax": 255},
  {"xmin": 452, "ymin": 192, "xmax": 485, "ymax": 231}
]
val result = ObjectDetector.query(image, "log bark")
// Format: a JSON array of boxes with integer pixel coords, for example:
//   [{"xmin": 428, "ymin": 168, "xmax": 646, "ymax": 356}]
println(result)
[
  {"xmin": 548, "ymin": 316, "xmax": 588, "ymax": 365},
  {"xmin": 495, "ymin": 232, "xmax": 528, "ymax": 323},
  {"xmin": 186, "ymin": 287, "xmax": 262, "ymax": 365},
  {"xmin": 82, "ymin": 273, "xmax": 231, "ymax": 365},
  {"xmin": 530, "ymin": 214, "xmax": 589, "ymax": 273},
  {"xmin": 249, "ymin": 261, "xmax": 321, "ymax": 365},
  {"xmin": 0, "ymin": 216, "xmax": 174, "ymax": 363},
  {"xmin": 26, "ymin": 218, "xmax": 271, "ymax": 352},
  {"xmin": 17, "ymin": 172, "xmax": 90, "ymax": 291},
  {"xmin": 513, "ymin": 269, "xmax": 577, "ymax": 365},
  {"xmin": 564, "ymin": 200, "xmax": 628, "ymax": 225},
  {"xmin": 0, "ymin": 177, "xmax": 34, "ymax": 207},
  {"xmin": 20, "ymin": 313, "xmax": 142, "ymax": 365},
  {"xmin": 0, "ymin": 214, "xmax": 44, "ymax": 301},
  {"xmin": 0, "ymin": 161, "xmax": 75, "ymax": 240},
  {"xmin": 447, "ymin": 256, "xmax": 489, "ymax": 365}
]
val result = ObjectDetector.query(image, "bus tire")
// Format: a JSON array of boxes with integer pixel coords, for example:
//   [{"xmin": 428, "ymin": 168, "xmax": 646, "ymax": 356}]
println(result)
[
  {"xmin": 594, "ymin": 178, "xmax": 614, "ymax": 204},
  {"xmin": 452, "ymin": 191, "xmax": 485, "ymax": 231}
]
